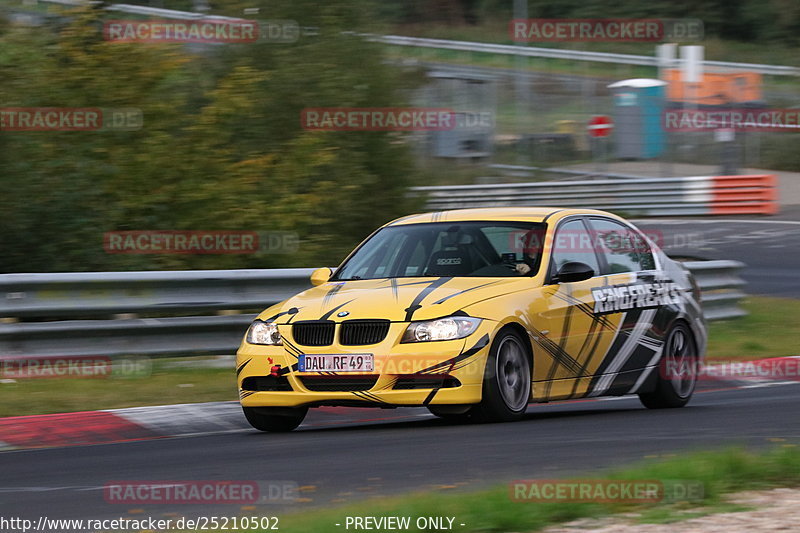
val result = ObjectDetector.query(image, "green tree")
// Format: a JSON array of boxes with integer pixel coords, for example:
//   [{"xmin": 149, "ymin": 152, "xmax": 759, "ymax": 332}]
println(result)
[{"xmin": 0, "ymin": 1, "xmax": 424, "ymax": 273}]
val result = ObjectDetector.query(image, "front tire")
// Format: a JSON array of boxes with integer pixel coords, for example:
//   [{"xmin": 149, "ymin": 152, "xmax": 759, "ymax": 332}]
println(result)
[
  {"xmin": 639, "ymin": 322, "xmax": 698, "ymax": 409},
  {"xmin": 427, "ymin": 404, "xmax": 473, "ymax": 421},
  {"xmin": 472, "ymin": 329, "xmax": 531, "ymax": 422},
  {"xmin": 242, "ymin": 406, "xmax": 308, "ymax": 432}
]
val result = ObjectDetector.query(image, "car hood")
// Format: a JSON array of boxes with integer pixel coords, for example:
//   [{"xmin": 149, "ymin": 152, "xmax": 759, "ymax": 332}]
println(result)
[{"xmin": 261, "ymin": 277, "xmax": 533, "ymax": 323}]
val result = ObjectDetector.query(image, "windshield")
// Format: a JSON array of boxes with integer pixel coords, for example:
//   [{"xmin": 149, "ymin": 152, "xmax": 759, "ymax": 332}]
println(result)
[{"xmin": 332, "ymin": 221, "xmax": 547, "ymax": 280}]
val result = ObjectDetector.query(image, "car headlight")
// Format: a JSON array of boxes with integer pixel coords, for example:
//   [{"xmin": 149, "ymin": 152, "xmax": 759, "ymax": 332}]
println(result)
[
  {"xmin": 246, "ymin": 320, "xmax": 282, "ymax": 345},
  {"xmin": 401, "ymin": 316, "xmax": 482, "ymax": 343}
]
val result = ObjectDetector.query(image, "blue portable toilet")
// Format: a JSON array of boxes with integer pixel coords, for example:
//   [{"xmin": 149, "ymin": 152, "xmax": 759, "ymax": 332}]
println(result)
[{"xmin": 608, "ymin": 79, "xmax": 667, "ymax": 159}]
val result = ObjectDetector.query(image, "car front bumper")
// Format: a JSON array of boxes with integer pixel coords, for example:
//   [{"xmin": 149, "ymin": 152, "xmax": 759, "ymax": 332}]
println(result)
[{"xmin": 236, "ymin": 321, "xmax": 495, "ymax": 408}]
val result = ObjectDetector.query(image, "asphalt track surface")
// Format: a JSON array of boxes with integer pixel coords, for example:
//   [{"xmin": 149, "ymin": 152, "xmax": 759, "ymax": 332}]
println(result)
[
  {"xmin": 2, "ymin": 382, "xmax": 800, "ymax": 525},
  {"xmin": 635, "ymin": 211, "xmax": 800, "ymax": 297}
]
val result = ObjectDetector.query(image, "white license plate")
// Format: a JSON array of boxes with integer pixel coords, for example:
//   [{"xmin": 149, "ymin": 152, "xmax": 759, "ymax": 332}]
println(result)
[{"xmin": 298, "ymin": 354, "xmax": 374, "ymax": 372}]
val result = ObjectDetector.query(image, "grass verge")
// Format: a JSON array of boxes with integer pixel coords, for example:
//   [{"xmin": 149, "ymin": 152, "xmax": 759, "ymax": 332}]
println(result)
[
  {"xmin": 0, "ymin": 358, "xmax": 236, "ymax": 417},
  {"xmin": 706, "ymin": 296, "xmax": 800, "ymax": 361},
  {"xmin": 275, "ymin": 445, "xmax": 800, "ymax": 533}
]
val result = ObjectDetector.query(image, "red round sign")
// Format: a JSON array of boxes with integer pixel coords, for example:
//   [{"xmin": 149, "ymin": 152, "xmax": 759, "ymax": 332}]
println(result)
[{"xmin": 588, "ymin": 115, "xmax": 614, "ymax": 138}]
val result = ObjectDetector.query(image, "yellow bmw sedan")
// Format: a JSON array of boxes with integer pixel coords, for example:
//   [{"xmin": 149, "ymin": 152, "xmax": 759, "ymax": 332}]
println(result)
[{"xmin": 237, "ymin": 207, "xmax": 706, "ymax": 431}]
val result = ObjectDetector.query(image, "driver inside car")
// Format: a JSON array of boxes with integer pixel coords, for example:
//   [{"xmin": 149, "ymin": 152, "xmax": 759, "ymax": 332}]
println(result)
[{"xmin": 513, "ymin": 227, "xmax": 545, "ymax": 276}]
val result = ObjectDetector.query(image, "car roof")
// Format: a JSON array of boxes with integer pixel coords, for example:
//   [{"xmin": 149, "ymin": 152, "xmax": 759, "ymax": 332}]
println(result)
[{"xmin": 385, "ymin": 207, "xmax": 619, "ymax": 226}]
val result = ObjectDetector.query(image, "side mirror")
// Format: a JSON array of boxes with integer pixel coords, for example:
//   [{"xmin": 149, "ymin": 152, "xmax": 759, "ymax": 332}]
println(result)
[
  {"xmin": 310, "ymin": 267, "xmax": 333, "ymax": 286},
  {"xmin": 554, "ymin": 262, "xmax": 594, "ymax": 283}
]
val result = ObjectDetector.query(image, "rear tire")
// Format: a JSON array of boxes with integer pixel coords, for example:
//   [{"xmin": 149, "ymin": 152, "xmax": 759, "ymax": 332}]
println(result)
[
  {"xmin": 639, "ymin": 322, "xmax": 698, "ymax": 409},
  {"xmin": 472, "ymin": 329, "xmax": 531, "ymax": 423},
  {"xmin": 242, "ymin": 406, "xmax": 307, "ymax": 432}
]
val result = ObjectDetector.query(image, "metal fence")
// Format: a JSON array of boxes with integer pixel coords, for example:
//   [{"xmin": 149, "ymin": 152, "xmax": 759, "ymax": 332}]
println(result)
[
  {"xmin": 0, "ymin": 263, "xmax": 745, "ymax": 359},
  {"xmin": 19, "ymin": 0, "xmax": 800, "ymax": 169}
]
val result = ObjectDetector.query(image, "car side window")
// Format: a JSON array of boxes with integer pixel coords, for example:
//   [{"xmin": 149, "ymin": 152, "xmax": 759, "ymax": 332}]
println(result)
[
  {"xmin": 550, "ymin": 219, "xmax": 601, "ymax": 278},
  {"xmin": 589, "ymin": 218, "xmax": 655, "ymax": 274}
]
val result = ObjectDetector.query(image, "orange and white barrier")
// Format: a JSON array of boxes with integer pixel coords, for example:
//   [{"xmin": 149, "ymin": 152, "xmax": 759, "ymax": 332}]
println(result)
[{"xmin": 708, "ymin": 175, "xmax": 778, "ymax": 215}]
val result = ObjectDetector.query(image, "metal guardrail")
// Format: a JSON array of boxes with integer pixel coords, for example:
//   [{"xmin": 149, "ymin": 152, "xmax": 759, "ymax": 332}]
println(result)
[
  {"xmin": 682, "ymin": 260, "xmax": 747, "ymax": 321},
  {"xmin": 0, "ymin": 268, "xmax": 314, "ymax": 318},
  {"xmin": 0, "ymin": 268, "xmax": 314, "ymax": 359},
  {"xmin": 489, "ymin": 164, "xmax": 660, "ymax": 180},
  {"xmin": 411, "ymin": 174, "xmax": 778, "ymax": 216},
  {"xmin": 24, "ymin": 1, "xmax": 800, "ymax": 76},
  {"xmin": 376, "ymin": 35, "xmax": 800, "ymax": 77},
  {"xmin": 0, "ymin": 314, "xmax": 254, "ymax": 358},
  {"xmin": 31, "ymin": 0, "xmax": 247, "ymax": 21},
  {"xmin": 0, "ymin": 269, "xmax": 313, "ymax": 358},
  {"xmin": 0, "ymin": 263, "xmax": 745, "ymax": 358}
]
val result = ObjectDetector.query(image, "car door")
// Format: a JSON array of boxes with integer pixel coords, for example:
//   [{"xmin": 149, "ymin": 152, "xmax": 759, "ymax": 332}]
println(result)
[
  {"xmin": 533, "ymin": 217, "xmax": 623, "ymax": 401},
  {"xmin": 583, "ymin": 217, "xmax": 663, "ymax": 397}
]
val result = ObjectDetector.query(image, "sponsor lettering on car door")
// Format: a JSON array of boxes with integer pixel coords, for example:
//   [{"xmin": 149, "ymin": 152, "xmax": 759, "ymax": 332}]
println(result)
[
  {"xmin": 534, "ymin": 217, "xmax": 622, "ymax": 400},
  {"xmin": 584, "ymin": 218, "xmax": 677, "ymax": 396}
]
